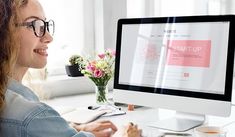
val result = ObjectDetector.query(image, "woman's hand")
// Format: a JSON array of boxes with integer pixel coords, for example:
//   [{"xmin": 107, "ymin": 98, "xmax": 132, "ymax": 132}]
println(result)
[
  {"xmin": 72, "ymin": 120, "xmax": 118, "ymax": 137},
  {"xmin": 122, "ymin": 122, "xmax": 142, "ymax": 137}
]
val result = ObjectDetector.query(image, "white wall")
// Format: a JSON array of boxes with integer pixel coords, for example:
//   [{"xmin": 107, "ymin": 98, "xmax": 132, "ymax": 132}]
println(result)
[{"xmin": 95, "ymin": 0, "xmax": 127, "ymax": 51}]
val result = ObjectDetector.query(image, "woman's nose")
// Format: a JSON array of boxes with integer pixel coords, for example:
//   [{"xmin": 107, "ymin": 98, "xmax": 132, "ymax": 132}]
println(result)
[{"xmin": 41, "ymin": 31, "xmax": 53, "ymax": 44}]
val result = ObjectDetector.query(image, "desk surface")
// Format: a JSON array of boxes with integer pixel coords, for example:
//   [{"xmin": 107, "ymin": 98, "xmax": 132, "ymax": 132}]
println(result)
[{"xmin": 44, "ymin": 93, "xmax": 235, "ymax": 137}]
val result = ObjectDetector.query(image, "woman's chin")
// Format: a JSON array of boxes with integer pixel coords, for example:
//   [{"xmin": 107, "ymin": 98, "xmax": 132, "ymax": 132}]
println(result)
[{"xmin": 32, "ymin": 62, "xmax": 47, "ymax": 69}]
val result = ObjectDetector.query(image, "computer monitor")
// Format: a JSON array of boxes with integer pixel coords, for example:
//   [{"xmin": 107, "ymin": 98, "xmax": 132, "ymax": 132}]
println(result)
[{"xmin": 113, "ymin": 15, "xmax": 235, "ymax": 132}]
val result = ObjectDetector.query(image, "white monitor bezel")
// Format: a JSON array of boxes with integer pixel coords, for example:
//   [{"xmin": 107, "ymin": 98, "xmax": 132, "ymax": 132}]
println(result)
[{"xmin": 113, "ymin": 15, "xmax": 235, "ymax": 117}]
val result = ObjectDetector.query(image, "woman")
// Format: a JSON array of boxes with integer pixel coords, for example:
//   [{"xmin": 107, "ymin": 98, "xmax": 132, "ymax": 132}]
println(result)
[
  {"xmin": 0, "ymin": 0, "xmax": 19, "ymax": 110},
  {"xmin": 0, "ymin": 0, "xmax": 141, "ymax": 137}
]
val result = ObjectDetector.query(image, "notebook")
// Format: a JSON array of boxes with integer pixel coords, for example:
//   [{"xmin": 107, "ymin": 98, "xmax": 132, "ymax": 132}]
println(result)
[{"xmin": 56, "ymin": 107, "xmax": 107, "ymax": 124}]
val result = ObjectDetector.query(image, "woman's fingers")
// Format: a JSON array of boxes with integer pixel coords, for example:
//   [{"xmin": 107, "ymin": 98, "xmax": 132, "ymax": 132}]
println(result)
[
  {"xmin": 123, "ymin": 122, "xmax": 142, "ymax": 137},
  {"xmin": 129, "ymin": 122, "xmax": 134, "ymax": 126},
  {"xmin": 92, "ymin": 129, "xmax": 114, "ymax": 137},
  {"xmin": 95, "ymin": 121, "xmax": 118, "ymax": 132}
]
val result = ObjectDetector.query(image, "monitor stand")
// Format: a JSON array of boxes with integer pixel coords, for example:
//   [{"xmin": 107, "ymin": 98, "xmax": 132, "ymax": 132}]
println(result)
[{"xmin": 148, "ymin": 111, "xmax": 205, "ymax": 132}]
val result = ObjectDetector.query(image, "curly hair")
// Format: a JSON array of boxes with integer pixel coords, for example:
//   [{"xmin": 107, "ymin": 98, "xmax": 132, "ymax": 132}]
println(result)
[{"xmin": 0, "ymin": 0, "xmax": 28, "ymax": 111}]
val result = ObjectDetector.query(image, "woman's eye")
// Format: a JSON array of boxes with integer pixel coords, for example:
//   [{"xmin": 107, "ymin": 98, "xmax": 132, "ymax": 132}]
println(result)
[
  {"xmin": 39, "ymin": 26, "xmax": 44, "ymax": 33},
  {"xmin": 27, "ymin": 25, "xmax": 34, "ymax": 28},
  {"xmin": 26, "ymin": 22, "xmax": 34, "ymax": 28}
]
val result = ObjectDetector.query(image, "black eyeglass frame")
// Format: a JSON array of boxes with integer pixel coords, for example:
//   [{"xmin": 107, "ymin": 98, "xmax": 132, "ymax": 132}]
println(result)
[{"xmin": 17, "ymin": 19, "xmax": 55, "ymax": 37}]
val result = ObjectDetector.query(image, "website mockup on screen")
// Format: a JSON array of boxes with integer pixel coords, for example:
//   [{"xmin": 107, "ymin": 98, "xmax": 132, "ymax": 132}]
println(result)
[{"xmin": 119, "ymin": 22, "xmax": 230, "ymax": 95}]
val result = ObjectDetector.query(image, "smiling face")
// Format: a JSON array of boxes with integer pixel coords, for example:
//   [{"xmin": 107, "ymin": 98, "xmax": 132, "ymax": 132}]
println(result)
[{"xmin": 16, "ymin": 0, "xmax": 53, "ymax": 73}]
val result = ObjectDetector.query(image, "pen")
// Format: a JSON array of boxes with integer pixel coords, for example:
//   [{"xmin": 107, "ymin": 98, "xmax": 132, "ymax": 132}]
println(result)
[
  {"xmin": 88, "ymin": 105, "xmax": 100, "ymax": 110},
  {"xmin": 164, "ymin": 132, "xmax": 192, "ymax": 136},
  {"xmin": 110, "ymin": 105, "xmax": 121, "ymax": 110},
  {"xmin": 106, "ymin": 102, "xmax": 122, "ymax": 110}
]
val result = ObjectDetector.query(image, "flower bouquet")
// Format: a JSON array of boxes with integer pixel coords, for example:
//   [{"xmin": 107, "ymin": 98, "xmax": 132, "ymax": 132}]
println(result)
[{"xmin": 80, "ymin": 49, "xmax": 115, "ymax": 104}]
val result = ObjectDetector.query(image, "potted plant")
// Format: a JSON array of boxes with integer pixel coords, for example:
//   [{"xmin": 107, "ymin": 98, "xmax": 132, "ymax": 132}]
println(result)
[{"xmin": 65, "ymin": 55, "xmax": 84, "ymax": 77}]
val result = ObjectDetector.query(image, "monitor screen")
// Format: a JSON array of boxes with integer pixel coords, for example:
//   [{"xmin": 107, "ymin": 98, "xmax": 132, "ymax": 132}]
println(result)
[{"xmin": 113, "ymin": 15, "xmax": 235, "ymax": 131}]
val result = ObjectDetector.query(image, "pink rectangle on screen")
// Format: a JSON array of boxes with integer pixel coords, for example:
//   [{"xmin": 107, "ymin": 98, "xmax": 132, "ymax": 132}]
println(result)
[{"xmin": 167, "ymin": 40, "xmax": 211, "ymax": 67}]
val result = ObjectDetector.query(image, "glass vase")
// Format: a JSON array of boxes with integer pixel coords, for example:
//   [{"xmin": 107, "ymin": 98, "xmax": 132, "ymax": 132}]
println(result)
[{"xmin": 95, "ymin": 85, "xmax": 108, "ymax": 105}]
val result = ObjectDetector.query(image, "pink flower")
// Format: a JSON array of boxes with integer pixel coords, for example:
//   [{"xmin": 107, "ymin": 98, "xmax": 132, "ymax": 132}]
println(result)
[
  {"xmin": 111, "ymin": 50, "xmax": 116, "ymax": 56},
  {"xmin": 87, "ymin": 62, "xmax": 96, "ymax": 72},
  {"xmin": 94, "ymin": 69, "xmax": 103, "ymax": 78},
  {"xmin": 106, "ymin": 49, "xmax": 116, "ymax": 57},
  {"xmin": 79, "ymin": 49, "xmax": 115, "ymax": 85},
  {"xmin": 98, "ymin": 53, "xmax": 105, "ymax": 59}
]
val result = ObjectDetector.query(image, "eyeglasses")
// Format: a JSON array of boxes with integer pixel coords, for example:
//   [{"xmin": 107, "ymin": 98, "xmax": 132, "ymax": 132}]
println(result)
[{"xmin": 17, "ymin": 19, "xmax": 55, "ymax": 37}]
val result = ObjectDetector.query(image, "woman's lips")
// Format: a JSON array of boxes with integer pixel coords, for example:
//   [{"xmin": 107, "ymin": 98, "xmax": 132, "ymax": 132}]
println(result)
[{"xmin": 33, "ymin": 49, "xmax": 48, "ymax": 56}]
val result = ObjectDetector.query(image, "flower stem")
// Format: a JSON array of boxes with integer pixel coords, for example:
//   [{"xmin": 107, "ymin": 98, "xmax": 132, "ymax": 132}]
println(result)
[{"xmin": 96, "ymin": 86, "xmax": 107, "ymax": 104}]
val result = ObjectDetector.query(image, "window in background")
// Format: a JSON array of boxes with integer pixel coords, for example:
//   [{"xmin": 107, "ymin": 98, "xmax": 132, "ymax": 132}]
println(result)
[
  {"xmin": 208, "ymin": 0, "xmax": 221, "ymax": 15},
  {"xmin": 40, "ymin": 0, "xmax": 95, "ymax": 76},
  {"xmin": 127, "ymin": 0, "xmax": 145, "ymax": 17},
  {"xmin": 127, "ymin": 0, "xmax": 211, "ymax": 17},
  {"xmin": 39, "ymin": 0, "xmax": 223, "ymax": 77},
  {"xmin": 158, "ymin": 0, "xmax": 196, "ymax": 16}
]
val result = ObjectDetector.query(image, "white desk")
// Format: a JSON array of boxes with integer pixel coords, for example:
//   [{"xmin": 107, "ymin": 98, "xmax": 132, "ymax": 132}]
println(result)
[{"xmin": 44, "ymin": 93, "xmax": 235, "ymax": 137}]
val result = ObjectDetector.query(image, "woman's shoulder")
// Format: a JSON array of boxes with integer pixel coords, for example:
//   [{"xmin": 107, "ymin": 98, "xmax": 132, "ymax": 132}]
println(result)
[
  {"xmin": 2, "ymin": 89, "xmax": 59, "ymax": 122},
  {"xmin": 1, "ymin": 90, "xmax": 95, "ymax": 137}
]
